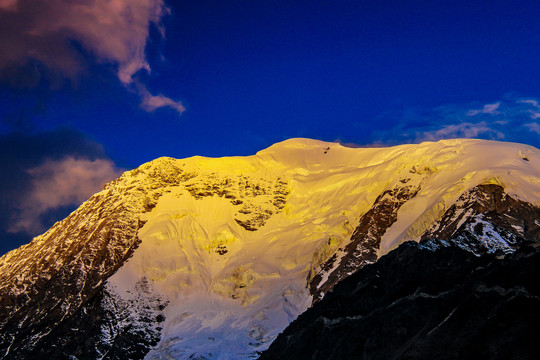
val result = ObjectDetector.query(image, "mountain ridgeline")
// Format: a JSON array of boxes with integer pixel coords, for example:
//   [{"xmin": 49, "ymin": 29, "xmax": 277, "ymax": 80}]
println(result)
[{"xmin": 0, "ymin": 138, "xmax": 539, "ymax": 359}]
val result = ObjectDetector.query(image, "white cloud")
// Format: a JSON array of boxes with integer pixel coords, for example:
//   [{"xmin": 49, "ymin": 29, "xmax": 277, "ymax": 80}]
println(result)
[
  {"xmin": 518, "ymin": 99, "xmax": 540, "ymax": 119},
  {"xmin": 9, "ymin": 157, "xmax": 121, "ymax": 234},
  {"xmin": 519, "ymin": 99, "xmax": 539, "ymax": 107},
  {"xmin": 466, "ymin": 102, "xmax": 500, "ymax": 116},
  {"xmin": 0, "ymin": 0, "xmax": 184, "ymax": 115},
  {"xmin": 417, "ymin": 121, "xmax": 504, "ymax": 142},
  {"xmin": 0, "ymin": 0, "xmax": 167, "ymax": 83},
  {"xmin": 139, "ymin": 84, "xmax": 186, "ymax": 115},
  {"xmin": 524, "ymin": 122, "xmax": 540, "ymax": 134},
  {"xmin": 371, "ymin": 96, "xmax": 540, "ymax": 149}
]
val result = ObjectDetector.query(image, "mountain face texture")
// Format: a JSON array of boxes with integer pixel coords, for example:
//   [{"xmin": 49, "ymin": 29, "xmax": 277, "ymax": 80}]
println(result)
[
  {"xmin": 259, "ymin": 241, "xmax": 540, "ymax": 360},
  {"xmin": 0, "ymin": 138, "xmax": 539, "ymax": 359}
]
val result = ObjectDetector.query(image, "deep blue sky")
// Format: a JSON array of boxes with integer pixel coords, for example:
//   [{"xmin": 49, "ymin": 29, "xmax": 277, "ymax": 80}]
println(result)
[{"xmin": 0, "ymin": 0, "xmax": 539, "ymax": 254}]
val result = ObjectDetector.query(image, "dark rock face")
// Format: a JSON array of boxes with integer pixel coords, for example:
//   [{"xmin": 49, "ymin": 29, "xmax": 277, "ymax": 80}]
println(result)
[
  {"xmin": 22, "ymin": 278, "xmax": 167, "ymax": 360},
  {"xmin": 422, "ymin": 184, "xmax": 540, "ymax": 254},
  {"xmin": 309, "ymin": 184, "xmax": 540, "ymax": 304},
  {"xmin": 260, "ymin": 241, "xmax": 540, "ymax": 360},
  {"xmin": 309, "ymin": 184, "xmax": 420, "ymax": 301},
  {"xmin": 0, "ymin": 160, "xmax": 190, "ymax": 358},
  {"xmin": 184, "ymin": 174, "xmax": 290, "ymax": 231},
  {"xmin": 0, "ymin": 193, "xmax": 146, "ymax": 359}
]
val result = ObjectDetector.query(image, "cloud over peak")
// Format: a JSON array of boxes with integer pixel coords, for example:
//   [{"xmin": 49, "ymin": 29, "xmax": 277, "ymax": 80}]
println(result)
[
  {"xmin": 416, "ymin": 97, "xmax": 540, "ymax": 144},
  {"xmin": 417, "ymin": 121, "xmax": 504, "ymax": 142},
  {"xmin": 369, "ymin": 96, "xmax": 540, "ymax": 149}
]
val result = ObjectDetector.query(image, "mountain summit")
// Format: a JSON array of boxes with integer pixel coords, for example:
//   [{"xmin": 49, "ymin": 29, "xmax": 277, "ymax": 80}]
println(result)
[{"xmin": 1, "ymin": 138, "xmax": 539, "ymax": 359}]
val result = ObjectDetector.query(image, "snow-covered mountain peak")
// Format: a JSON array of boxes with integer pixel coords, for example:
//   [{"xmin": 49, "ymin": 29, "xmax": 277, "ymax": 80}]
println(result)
[
  {"xmin": 99, "ymin": 138, "xmax": 540, "ymax": 358},
  {"xmin": 1, "ymin": 138, "xmax": 539, "ymax": 360}
]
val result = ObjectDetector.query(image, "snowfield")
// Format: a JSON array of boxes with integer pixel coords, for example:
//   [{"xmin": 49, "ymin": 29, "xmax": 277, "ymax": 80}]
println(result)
[
  {"xmin": 102, "ymin": 138, "xmax": 540, "ymax": 359},
  {"xmin": 1, "ymin": 138, "xmax": 539, "ymax": 359}
]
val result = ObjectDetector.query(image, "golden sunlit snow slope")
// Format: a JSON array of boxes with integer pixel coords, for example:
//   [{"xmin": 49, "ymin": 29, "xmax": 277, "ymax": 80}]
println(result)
[
  {"xmin": 1, "ymin": 138, "xmax": 538, "ymax": 359},
  {"xmin": 101, "ymin": 138, "xmax": 540, "ymax": 359}
]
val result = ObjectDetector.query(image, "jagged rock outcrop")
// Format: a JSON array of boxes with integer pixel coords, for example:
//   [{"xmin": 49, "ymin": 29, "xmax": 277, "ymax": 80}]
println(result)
[
  {"xmin": 309, "ymin": 183, "xmax": 540, "ymax": 303},
  {"xmin": 309, "ymin": 183, "xmax": 421, "ymax": 301},
  {"xmin": 421, "ymin": 184, "xmax": 540, "ymax": 254},
  {"xmin": 0, "ymin": 158, "xmax": 191, "ymax": 358}
]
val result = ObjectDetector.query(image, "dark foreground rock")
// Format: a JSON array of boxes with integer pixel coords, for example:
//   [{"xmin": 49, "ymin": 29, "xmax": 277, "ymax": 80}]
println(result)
[{"xmin": 260, "ymin": 240, "xmax": 540, "ymax": 360}]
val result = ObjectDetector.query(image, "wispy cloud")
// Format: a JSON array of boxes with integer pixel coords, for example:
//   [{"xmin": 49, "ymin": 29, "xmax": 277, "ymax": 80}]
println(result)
[
  {"xmin": 369, "ymin": 96, "xmax": 540, "ymax": 148},
  {"xmin": 466, "ymin": 102, "xmax": 500, "ymax": 116},
  {"xmin": 518, "ymin": 99, "xmax": 540, "ymax": 119},
  {"xmin": 417, "ymin": 121, "xmax": 504, "ymax": 142},
  {"xmin": 524, "ymin": 122, "xmax": 540, "ymax": 134},
  {"xmin": 0, "ymin": 128, "xmax": 121, "ymax": 253},
  {"xmin": 138, "ymin": 83, "xmax": 186, "ymax": 115},
  {"xmin": 9, "ymin": 157, "xmax": 121, "ymax": 234},
  {"xmin": 0, "ymin": 0, "xmax": 17, "ymax": 12},
  {"xmin": 0, "ymin": 0, "xmax": 183, "ymax": 114}
]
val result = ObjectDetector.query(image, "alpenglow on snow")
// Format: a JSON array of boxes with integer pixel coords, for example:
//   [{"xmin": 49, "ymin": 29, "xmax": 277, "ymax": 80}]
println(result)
[{"xmin": 0, "ymin": 138, "xmax": 539, "ymax": 359}]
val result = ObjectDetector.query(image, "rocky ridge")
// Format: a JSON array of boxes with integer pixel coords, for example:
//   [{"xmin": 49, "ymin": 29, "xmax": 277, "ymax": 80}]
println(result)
[{"xmin": 0, "ymin": 157, "xmax": 291, "ymax": 358}]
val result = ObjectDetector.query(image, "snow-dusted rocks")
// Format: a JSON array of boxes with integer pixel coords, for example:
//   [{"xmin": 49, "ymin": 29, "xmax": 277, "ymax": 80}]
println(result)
[{"xmin": 0, "ymin": 138, "xmax": 539, "ymax": 359}]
